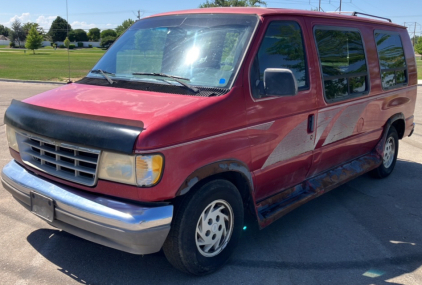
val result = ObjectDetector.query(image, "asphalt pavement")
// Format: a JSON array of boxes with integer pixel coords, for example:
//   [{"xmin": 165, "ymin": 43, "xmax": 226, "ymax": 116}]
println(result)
[{"xmin": 0, "ymin": 81, "xmax": 421, "ymax": 285}]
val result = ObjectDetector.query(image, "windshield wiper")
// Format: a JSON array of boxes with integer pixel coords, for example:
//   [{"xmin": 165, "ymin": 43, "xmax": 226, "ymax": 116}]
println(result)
[
  {"xmin": 132, "ymin": 72, "xmax": 199, "ymax": 93},
  {"xmin": 91, "ymin": 69, "xmax": 114, "ymax": 85}
]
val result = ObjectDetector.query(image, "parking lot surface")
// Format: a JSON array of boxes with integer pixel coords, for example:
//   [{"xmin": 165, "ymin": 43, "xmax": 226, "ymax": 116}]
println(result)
[{"xmin": 1, "ymin": 81, "xmax": 421, "ymax": 284}]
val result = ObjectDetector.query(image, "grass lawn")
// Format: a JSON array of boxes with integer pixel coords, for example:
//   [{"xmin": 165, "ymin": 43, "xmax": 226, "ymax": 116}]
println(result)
[
  {"xmin": 0, "ymin": 47, "xmax": 105, "ymax": 82},
  {"xmin": 0, "ymin": 46, "xmax": 421, "ymax": 82}
]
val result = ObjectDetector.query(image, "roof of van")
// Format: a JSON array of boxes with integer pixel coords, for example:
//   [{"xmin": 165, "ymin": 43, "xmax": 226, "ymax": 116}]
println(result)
[{"xmin": 148, "ymin": 7, "xmax": 404, "ymax": 28}]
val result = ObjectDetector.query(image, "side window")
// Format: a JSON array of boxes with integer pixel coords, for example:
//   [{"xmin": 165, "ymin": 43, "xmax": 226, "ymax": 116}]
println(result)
[
  {"xmin": 314, "ymin": 27, "xmax": 369, "ymax": 102},
  {"xmin": 250, "ymin": 21, "xmax": 308, "ymax": 99},
  {"xmin": 374, "ymin": 31, "xmax": 407, "ymax": 89}
]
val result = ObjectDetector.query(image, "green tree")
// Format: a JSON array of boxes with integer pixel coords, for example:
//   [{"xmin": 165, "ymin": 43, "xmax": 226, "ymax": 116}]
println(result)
[
  {"xmin": 88, "ymin": 28, "xmax": 100, "ymax": 41},
  {"xmin": 100, "ymin": 36, "xmax": 116, "ymax": 49},
  {"xmin": 10, "ymin": 19, "xmax": 26, "ymax": 47},
  {"xmin": 0, "ymin": 24, "xmax": 11, "ymax": 37},
  {"xmin": 101, "ymin": 29, "xmax": 117, "ymax": 39},
  {"xmin": 22, "ymin": 22, "xmax": 44, "ymax": 36},
  {"xmin": 199, "ymin": 0, "xmax": 266, "ymax": 7},
  {"xmin": 116, "ymin": 19, "xmax": 135, "ymax": 37},
  {"xmin": 415, "ymin": 37, "xmax": 422, "ymax": 55},
  {"xmin": 69, "ymin": 29, "xmax": 88, "ymax": 42},
  {"xmin": 25, "ymin": 26, "xmax": 43, "ymax": 54},
  {"xmin": 64, "ymin": 37, "xmax": 70, "ymax": 48},
  {"xmin": 48, "ymin": 16, "xmax": 72, "ymax": 42},
  {"xmin": 68, "ymin": 30, "xmax": 76, "ymax": 42}
]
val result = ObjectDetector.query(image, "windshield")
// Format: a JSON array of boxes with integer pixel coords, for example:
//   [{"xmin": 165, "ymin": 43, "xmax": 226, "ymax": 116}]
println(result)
[{"xmin": 88, "ymin": 14, "xmax": 258, "ymax": 90}]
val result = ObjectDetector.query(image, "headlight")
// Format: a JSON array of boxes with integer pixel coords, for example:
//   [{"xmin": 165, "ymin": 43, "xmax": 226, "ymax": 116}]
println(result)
[
  {"xmin": 98, "ymin": 152, "xmax": 136, "ymax": 185},
  {"xmin": 98, "ymin": 152, "xmax": 163, "ymax": 187},
  {"xmin": 6, "ymin": 125, "xmax": 19, "ymax": 152}
]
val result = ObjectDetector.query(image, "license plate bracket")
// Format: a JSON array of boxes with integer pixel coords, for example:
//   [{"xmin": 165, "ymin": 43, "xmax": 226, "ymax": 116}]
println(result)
[{"xmin": 30, "ymin": 191, "xmax": 54, "ymax": 222}]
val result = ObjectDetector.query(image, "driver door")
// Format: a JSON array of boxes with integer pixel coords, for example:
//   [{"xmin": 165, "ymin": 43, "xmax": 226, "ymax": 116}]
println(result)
[{"xmin": 245, "ymin": 17, "xmax": 319, "ymax": 201}]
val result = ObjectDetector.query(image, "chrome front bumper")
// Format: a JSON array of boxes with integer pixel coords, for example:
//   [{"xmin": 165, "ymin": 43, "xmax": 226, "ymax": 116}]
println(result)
[{"xmin": 1, "ymin": 160, "xmax": 173, "ymax": 255}]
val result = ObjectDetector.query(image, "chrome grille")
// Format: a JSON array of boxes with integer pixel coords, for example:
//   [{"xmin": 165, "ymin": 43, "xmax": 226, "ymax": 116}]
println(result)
[{"xmin": 16, "ymin": 132, "xmax": 100, "ymax": 186}]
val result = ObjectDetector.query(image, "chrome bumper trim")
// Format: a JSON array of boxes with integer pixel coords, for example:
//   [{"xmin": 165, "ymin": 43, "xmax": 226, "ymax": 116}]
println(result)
[
  {"xmin": 1, "ymin": 160, "xmax": 173, "ymax": 255},
  {"xmin": 409, "ymin": 123, "xmax": 415, "ymax": 137}
]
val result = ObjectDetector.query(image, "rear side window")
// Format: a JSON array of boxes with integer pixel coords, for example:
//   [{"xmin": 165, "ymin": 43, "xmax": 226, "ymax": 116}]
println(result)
[
  {"xmin": 314, "ymin": 27, "xmax": 369, "ymax": 102},
  {"xmin": 374, "ymin": 31, "xmax": 407, "ymax": 89},
  {"xmin": 250, "ymin": 21, "xmax": 308, "ymax": 99}
]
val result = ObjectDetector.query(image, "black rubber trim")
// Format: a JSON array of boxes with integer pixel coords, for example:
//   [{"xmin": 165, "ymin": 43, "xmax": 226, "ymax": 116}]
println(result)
[
  {"xmin": 4, "ymin": 100, "xmax": 144, "ymax": 154},
  {"xmin": 76, "ymin": 77, "xmax": 229, "ymax": 97},
  {"xmin": 176, "ymin": 159, "xmax": 254, "ymax": 196}
]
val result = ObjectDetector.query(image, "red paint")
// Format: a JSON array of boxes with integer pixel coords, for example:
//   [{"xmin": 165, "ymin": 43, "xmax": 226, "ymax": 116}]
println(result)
[{"xmin": 13, "ymin": 9, "xmax": 417, "ymax": 209}]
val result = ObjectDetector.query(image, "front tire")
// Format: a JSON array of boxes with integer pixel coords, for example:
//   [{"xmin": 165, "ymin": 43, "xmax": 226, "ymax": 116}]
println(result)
[
  {"xmin": 371, "ymin": 126, "xmax": 399, "ymax": 178},
  {"xmin": 163, "ymin": 179, "xmax": 244, "ymax": 275}
]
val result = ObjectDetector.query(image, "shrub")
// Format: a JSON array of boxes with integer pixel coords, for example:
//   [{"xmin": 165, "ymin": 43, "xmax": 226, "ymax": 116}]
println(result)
[
  {"xmin": 59, "ymin": 44, "xmax": 65, "ymax": 48},
  {"xmin": 69, "ymin": 44, "xmax": 76, "ymax": 49},
  {"xmin": 88, "ymin": 44, "xmax": 93, "ymax": 48},
  {"xmin": 9, "ymin": 42, "xmax": 15, "ymax": 48},
  {"xmin": 50, "ymin": 42, "xmax": 54, "ymax": 46},
  {"xmin": 64, "ymin": 37, "xmax": 70, "ymax": 48},
  {"xmin": 77, "ymin": 42, "xmax": 83, "ymax": 48}
]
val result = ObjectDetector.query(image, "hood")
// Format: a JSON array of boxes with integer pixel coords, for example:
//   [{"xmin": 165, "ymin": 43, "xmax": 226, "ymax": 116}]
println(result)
[
  {"xmin": 24, "ymin": 83, "xmax": 209, "ymax": 129},
  {"xmin": 20, "ymin": 83, "xmax": 246, "ymax": 151}
]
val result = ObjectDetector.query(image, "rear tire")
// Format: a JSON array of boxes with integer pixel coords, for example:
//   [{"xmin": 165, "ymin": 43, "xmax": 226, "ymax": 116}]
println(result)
[
  {"xmin": 163, "ymin": 179, "xmax": 244, "ymax": 275},
  {"xmin": 371, "ymin": 126, "xmax": 399, "ymax": 178}
]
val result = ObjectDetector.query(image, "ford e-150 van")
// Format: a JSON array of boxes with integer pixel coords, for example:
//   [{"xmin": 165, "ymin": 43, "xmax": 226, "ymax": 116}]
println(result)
[{"xmin": 2, "ymin": 8, "xmax": 416, "ymax": 275}]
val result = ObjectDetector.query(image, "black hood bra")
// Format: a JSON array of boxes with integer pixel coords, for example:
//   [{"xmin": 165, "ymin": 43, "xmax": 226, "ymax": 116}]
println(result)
[{"xmin": 5, "ymin": 100, "xmax": 144, "ymax": 154}]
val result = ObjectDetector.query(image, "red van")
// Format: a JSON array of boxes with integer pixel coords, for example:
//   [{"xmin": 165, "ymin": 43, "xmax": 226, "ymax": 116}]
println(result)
[{"xmin": 2, "ymin": 8, "xmax": 416, "ymax": 275}]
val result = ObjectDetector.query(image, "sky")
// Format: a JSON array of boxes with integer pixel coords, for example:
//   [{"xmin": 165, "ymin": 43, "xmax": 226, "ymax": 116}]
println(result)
[{"xmin": 1, "ymin": 0, "xmax": 422, "ymax": 36}]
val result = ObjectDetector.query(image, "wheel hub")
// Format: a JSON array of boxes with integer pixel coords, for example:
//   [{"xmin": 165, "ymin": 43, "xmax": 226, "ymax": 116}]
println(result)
[
  {"xmin": 212, "ymin": 223, "xmax": 218, "ymax": 233},
  {"xmin": 383, "ymin": 136, "xmax": 395, "ymax": 168},
  {"xmin": 195, "ymin": 199, "xmax": 234, "ymax": 257}
]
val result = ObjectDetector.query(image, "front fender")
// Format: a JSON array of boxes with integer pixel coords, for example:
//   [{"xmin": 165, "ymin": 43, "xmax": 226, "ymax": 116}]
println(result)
[{"xmin": 176, "ymin": 159, "xmax": 254, "ymax": 196}]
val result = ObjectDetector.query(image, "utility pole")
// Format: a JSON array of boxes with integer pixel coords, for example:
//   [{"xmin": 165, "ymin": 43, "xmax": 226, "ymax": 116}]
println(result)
[
  {"xmin": 66, "ymin": 0, "xmax": 71, "ymax": 83},
  {"xmin": 319, "ymin": 0, "xmax": 321, "ymax": 11},
  {"xmin": 413, "ymin": 23, "xmax": 417, "ymax": 46},
  {"xmin": 137, "ymin": 10, "xmax": 141, "ymax": 20},
  {"xmin": 405, "ymin": 22, "xmax": 421, "ymax": 46},
  {"xmin": 339, "ymin": 0, "xmax": 342, "ymax": 12}
]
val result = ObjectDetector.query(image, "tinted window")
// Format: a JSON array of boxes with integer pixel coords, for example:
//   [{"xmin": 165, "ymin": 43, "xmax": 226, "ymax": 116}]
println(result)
[
  {"xmin": 374, "ymin": 32, "xmax": 407, "ymax": 89},
  {"xmin": 315, "ymin": 28, "xmax": 369, "ymax": 101},
  {"xmin": 250, "ymin": 21, "xmax": 308, "ymax": 98}
]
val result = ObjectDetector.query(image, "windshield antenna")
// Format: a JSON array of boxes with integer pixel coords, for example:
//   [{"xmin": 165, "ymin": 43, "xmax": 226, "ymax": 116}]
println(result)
[{"xmin": 66, "ymin": 0, "xmax": 72, "ymax": 83}]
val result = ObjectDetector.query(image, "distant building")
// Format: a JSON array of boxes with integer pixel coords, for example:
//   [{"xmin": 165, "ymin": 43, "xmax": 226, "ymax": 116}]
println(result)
[{"xmin": 0, "ymin": 35, "xmax": 9, "ymax": 40}]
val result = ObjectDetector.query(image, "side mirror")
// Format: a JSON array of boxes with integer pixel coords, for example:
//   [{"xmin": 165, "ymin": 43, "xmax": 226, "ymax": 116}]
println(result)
[{"xmin": 264, "ymin": 68, "xmax": 298, "ymax": 96}]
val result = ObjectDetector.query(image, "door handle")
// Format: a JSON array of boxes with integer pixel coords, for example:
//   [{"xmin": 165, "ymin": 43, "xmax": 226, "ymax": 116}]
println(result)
[{"xmin": 308, "ymin": 114, "xmax": 315, "ymax": 133}]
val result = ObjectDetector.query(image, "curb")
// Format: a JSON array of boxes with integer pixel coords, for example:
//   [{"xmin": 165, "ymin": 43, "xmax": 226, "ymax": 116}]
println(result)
[{"xmin": 0, "ymin": 78, "xmax": 67, "ymax": 85}]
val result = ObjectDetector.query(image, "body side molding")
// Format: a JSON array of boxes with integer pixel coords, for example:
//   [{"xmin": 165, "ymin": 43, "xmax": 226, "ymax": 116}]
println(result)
[{"xmin": 256, "ymin": 124, "xmax": 393, "ymax": 229}]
